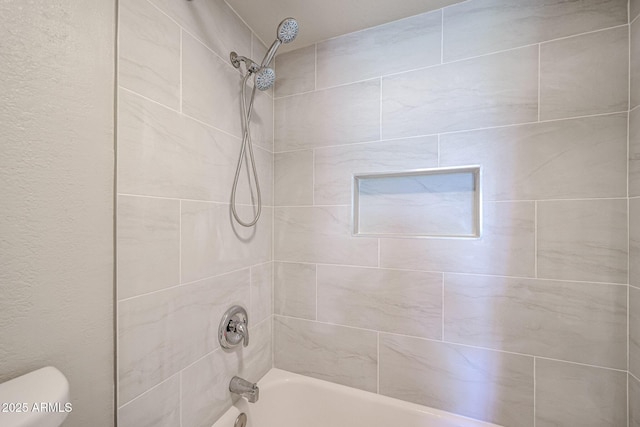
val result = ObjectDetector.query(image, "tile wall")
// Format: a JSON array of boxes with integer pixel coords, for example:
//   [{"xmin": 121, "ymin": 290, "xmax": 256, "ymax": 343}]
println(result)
[
  {"xmin": 116, "ymin": 0, "xmax": 274, "ymax": 426},
  {"xmin": 273, "ymin": 1, "xmax": 631, "ymax": 426},
  {"xmin": 630, "ymin": 1, "xmax": 640, "ymax": 425}
]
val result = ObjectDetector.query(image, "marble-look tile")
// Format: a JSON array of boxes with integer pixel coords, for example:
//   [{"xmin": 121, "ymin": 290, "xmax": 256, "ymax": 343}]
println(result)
[
  {"xmin": 180, "ymin": 202, "xmax": 271, "ymax": 284},
  {"xmin": 440, "ymin": 114, "xmax": 628, "ymax": 201},
  {"xmin": 314, "ymin": 137, "xmax": 438, "ymax": 205},
  {"xmin": 316, "ymin": 10, "xmax": 441, "ymax": 88},
  {"xmin": 274, "ymin": 150, "xmax": 313, "ymax": 206},
  {"xmin": 118, "ymin": 269, "xmax": 250, "ymax": 405},
  {"xmin": 119, "ymin": 0, "xmax": 180, "ymax": 109},
  {"xmin": 118, "ymin": 375, "xmax": 180, "ymax": 427},
  {"xmin": 631, "ymin": 108, "xmax": 640, "ymax": 197},
  {"xmin": 148, "ymin": 0, "xmax": 251, "ymax": 64},
  {"xmin": 274, "ymin": 80, "xmax": 380, "ymax": 152},
  {"xmin": 633, "ymin": 0, "xmax": 640, "ymax": 22},
  {"xmin": 379, "ymin": 334, "xmax": 534, "ymax": 427},
  {"xmin": 317, "ymin": 266, "xmax": 442, "ymax": 339},
  {"xmin": 118, "ymin": 90, "xmax": 254, "ymax": 203},
  {"xmin": 274, "ymin": 206, "xmax": 378, "ymax": 266},
  {"xmin": 380, "ymin": 202, "xmax": 535, "ymax": 277},
  {"xmin": 182, "ymin": 33, "xmax": 243, "ymax": 138},
  {"xmin": 633, "ymin": 20, "xmax": 640, "ymax": 109},
  {"xmin": 382, "ymin": 46, "xmax": 538, "ymax": 139},
  {"xmin": 443, "ymin": 0, "xmax": 628, "ymax": 61},
  {"xmin": 357, "ymin": 172, "xmax": 478, "ymax": 237},
  {"xmin": 535, "ymin": 359, "xmax": 627, "ymax": 427},
  {"xmin": 250, "ymin": 262, "xmax": 272, "ymax": 324},
  {"xmin": 537, "ymin": 199, "xmax": 628, "ymax": 284},
  {"xmin": 540, "ymin": 26, "xmax": 629, "ymax": 120},
  {"xmin": 117, "ymin": 195, "xmax": 180, "ymax": 300},
  {"xmin": 181, "ymin": 318, "xmax": 271, "ymax": 427},
  {"xmin": 274, "ymin": 262, "xmax": 316, "ymax": 320},
  {"xmin": 249, "ymin": 89, "xmax": 274, "ymax": 153},
  {"xmin": 275, "ymin": 45, "xmax": 315, "ymax": 98},
  {"xmin": 274, "ymin": 316, "xmax": 378, "ymax": 392},
  {"xmin": 631, "ymin": 286, "xmax": 640, "ymax": 378},
  {"xmin": 444, "ymin": 274, "xmax": 627, "ymax": 369},
  {"xmin": 631, "ymin": 374, "xmax": 640, "ymax": 427},
  {"xmin": 632, "ymin": 198, "xmax": 640, "ymax": 289}
]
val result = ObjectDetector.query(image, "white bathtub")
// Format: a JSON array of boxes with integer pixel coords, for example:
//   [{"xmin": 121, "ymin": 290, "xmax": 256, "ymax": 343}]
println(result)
[{"xmin": 213, "ymin": 369, "xmax": 502, "ymax": 427}]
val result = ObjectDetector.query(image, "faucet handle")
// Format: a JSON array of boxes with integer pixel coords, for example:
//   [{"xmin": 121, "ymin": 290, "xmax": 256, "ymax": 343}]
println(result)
[{"xmin": 219, "ymin": 306, "xmax": 249, "ymax": 349}]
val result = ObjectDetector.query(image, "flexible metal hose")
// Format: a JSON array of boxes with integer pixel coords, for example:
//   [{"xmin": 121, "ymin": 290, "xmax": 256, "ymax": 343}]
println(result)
[{"xmin": 230, "ymin": 73, "xmax": 262, "ymax": 227}]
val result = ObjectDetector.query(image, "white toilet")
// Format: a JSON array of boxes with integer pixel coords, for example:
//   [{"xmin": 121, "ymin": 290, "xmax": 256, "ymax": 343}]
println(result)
[{"xmin": 0, "ymin": 367, "xmax": 70, "ymax": 427}]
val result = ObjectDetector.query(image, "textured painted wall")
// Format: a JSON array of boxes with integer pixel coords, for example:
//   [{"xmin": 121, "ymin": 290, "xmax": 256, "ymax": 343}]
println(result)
[
  {"xmin": 0, "ymin": 1, "xmax": 115, "ymax": 426},
  {"xmin": 273, "ymin": 0, "xmax": 630, "ymax": 426},
  {"xmin": 115, "ymin": 0, "xmax": 274, "ymax": 425}
]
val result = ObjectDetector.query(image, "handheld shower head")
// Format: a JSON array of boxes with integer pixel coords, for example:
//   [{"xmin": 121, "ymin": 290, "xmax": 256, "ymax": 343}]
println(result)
[
  {"xmin": 277, "ymin": 18, "xmax": 299, "ymax": 44},
  {"xmin": 254, "ymin": 67, "xmax": 275, "ymax": 91},
  {"xmin": 260, "ymin": 17, "xmax": 299, "ymax": 67}
]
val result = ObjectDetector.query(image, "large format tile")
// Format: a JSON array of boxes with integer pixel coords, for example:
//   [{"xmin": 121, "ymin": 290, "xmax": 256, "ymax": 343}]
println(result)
[
  {"xmin": 181, "ymin": 318, "xmax": 271, "ymax": 427},
  {"xmin": 316, "ymin": 10, "xmax": 441, "ymax": 88},
  {"xmin": 274, "ymin": 80, "xmax": 381, "ymax": 152},
  {"xmin": 118, "ymin": 90, "xmax": 254, "ymax": 203},
  {"xmin": 317, "ymin": 266, "xmax": 443, "ymax": 339},
  {"xmin": 180, "ymin": 202, "xmax": 271, "ymax": 283},
  {"xmin": 117, "ymin": 195, "xmax": 180, "ymax": 300},
  {"xmin": 274, "ymin": 262, "xmax": 316, "ymax": 320},
  {"xmin": 118, "ymin": 375, "xmax": 180, "ymax": 427},
  {"xmin": 631, "ymin": 286, "xmax": 640, "ymax": 378},
  {"xmin": 274, "ymin": 150, "xmax": 313, "ymax": 206},
  {"xmin": 440, "ymin": 114, "xmax": 628, "ymax": 201},
  {"xmin": 537, "ymin": 199, "xmax": 628, "ymax": 283},
  {"xmin": 182, "ymin": 33, "xmax": 243, "ymax": 138},
  {"xmin": 444, "ymin": 274, "xmax": 627, "ymax": 369},
  {"xmin": 250, "ymin": 262, "xmax": 272, "ymax": 325},
  {"xmin": 274, "ymin": 316, "xmax": 378, "ymax": 392},
  {"xmin": 274, "ymin": 45, "xmax": 316, "ymax": 98},
  {"xmin": 535, "ymin": 359, "xmax": 627, "ymax": 427},
  {"xmin": 382, "ymin": 46, "xmax": 538, "ymax": 139},
  {"xmin": 632, "ymin": 198, "xmax": 640, "ymax": 289},
  {"xmin": 443, "ymin": 0, "xmax": 627, "ymax": 61},
  {"xmin": 119, "ymin": 0, "xmax": 180, "ymax": 109},
  {"xmin": 314, "ymin": 137, "xmax": 438, "ymax": 205},
  {"xmin": 540, "ymin": 26, "xmax": 628, "ymax": 120},
  {"xmin": 274, "ymin": 206, "xmax": 378, "ymax": 266},
  {"xmin": 380, "ymin": 202, "xmax": 535, "ymax": 277},
  {"xmin": 379, "ymin": 334, "xmax": 534, "ymax": 427},
  {"xmin": 633, "ymin": 20, "xmax": 640, "ymax": 109},
  {"xmin": 633, "ymin": 0, "xmax": 640, "ymax": 22},
  {"xmin": 148, "ymin": 0, "xmax": 251, "ymax": 64},
  {"xmin": 249, "ymin": 89, "xmax": 274, "ymax": 152},
  {"xmin": 631, "ymin": 374, "xmax": 640, "ymax": 427},
  {"xmin": 631, "ymin": 108, "xmax": 640, "ymax": 197},
  {"xmin": 118, "ymin": 269, "xmax": 250, "ymax": 404}
]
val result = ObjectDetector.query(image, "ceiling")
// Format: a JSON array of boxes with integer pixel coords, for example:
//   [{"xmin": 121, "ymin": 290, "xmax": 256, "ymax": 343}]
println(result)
[{"xmin": 225, "ymin": 0, "xmax": 466, "ymax": 53}]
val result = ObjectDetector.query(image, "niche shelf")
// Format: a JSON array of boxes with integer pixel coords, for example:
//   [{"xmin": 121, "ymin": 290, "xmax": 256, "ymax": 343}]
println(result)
[{"xmin": 352, "ymin": 166, "xmax": 482, "ymax": 239}]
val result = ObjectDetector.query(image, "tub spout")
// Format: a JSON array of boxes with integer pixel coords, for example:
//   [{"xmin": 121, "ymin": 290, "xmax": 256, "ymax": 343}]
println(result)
[{"xmin": 229, "ymin": 376, "xmax": 259, "ymax": 403}]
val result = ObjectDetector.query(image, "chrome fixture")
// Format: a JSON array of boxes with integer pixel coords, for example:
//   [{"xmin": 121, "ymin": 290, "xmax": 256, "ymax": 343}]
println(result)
[
  {"xmin": 235, "ymin": 412, "xmax": 248, "ymax": 427},
  {"xmin": 219, "ymin": 305, "xmax": 249, "ymax": 349},
  {"xmin": 230, "ymin": 18, "xmax": 299, "ymax": 227},
  {"xmin": 230, "ymin": 376, "xmax": 259, "ymax": 403}
]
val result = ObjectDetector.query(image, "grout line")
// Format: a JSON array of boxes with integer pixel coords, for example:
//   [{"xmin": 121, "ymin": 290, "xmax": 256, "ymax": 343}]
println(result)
[
  {"xmin": 538, "ymin": 23, "xmax": 629, "ymax": 46},
  {"xmin": 272, "ymin": 314, "xmax": 629, "ymax": 373},
  {"xmin": 441, "ymin": 273, "xmax": 445, "ymax": 341},
  {"xmin": 534, "ymin": 201, "xmax": 538, "ymax": 278},
  {"xmin": 377, "ymin": 332, "xmax": 380, "ymax": 394},
  {"xmin": 271, "ymin": 110, "xmax": 628, "ymax": 153},
  {"xmin": 269, "ymin": 260, "xmax": 629, "ymax": 287},
  {"xmin": 118, "ymin": 372, "xmax": 180, "ymax": 410},
  {"xmin": 315, "ymin": 265, "xmax": 318, "ymax": 321},
  {"xmin": 440, "ymin": 9, "xmax": 444, "ymax": 64},
  {"xmin": 117, "ymin": 192, "xmax": 275, "ymax": 207},
  {"xmin": 312, "ymin": 149, "xmax": 316, "ymax": 206},
  {"xmin": 179, "ymin": 29, "xmax": 183, "ymax": 113}
]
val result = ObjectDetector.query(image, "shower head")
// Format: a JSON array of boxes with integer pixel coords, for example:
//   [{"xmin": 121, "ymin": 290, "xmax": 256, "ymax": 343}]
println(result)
[
  {"xmin": 254, "ymin": 67, "xmax": 275, "ymax": 91},
  {"xmin": 277, "ymin": 18, "xmax": 299, "ymax": 44},
  {"xmin": 260, "ymin": 17, "xmax": 299, "ymax": 67}
]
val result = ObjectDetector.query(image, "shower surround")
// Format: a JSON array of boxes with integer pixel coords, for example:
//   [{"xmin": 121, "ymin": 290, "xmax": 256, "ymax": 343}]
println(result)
[
  {"xmin": 273, "ymin": 1, "xmax": 633, "ymax": 426},
  {"xmin": 115, "ymin": 0, "xmax": 638, "ymax": 426}
]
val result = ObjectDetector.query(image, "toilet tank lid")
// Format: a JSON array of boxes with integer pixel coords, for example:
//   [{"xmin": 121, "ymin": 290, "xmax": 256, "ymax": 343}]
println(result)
[{"xmin": 0, "ymin": 367, "xmax": 70, "ymax": 427}]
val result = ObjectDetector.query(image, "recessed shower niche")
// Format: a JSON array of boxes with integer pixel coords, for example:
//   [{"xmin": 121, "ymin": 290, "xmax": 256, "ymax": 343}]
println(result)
[{"xmin": 352, "ymin": 166, "xmax": 482, "ymax": 238}]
